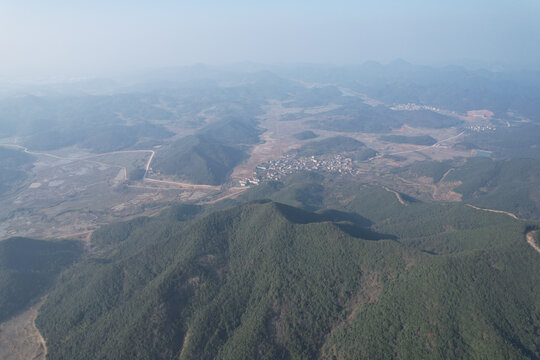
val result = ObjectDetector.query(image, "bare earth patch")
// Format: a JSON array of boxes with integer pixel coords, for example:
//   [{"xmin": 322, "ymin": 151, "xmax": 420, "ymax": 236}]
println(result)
[
  {"xmin": 433, "ymin": 181, "xmax": 463, "ymax": 202},
  {"xmin": 526, "ymin": 230, "xmax": 540, "ymax": 254},
  {"xmin": 461, "ymin": 109, "xmax": 494, "ymax": 122},
  {"xmin": 0, "ymin": 298, "xmax": 47, "ymax": 360}
]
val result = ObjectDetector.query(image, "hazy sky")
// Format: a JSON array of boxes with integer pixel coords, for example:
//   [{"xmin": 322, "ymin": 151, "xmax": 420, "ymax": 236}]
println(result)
[{"xmin": 1, "ymin": 0, "xmax": 540, "ymax": 78}]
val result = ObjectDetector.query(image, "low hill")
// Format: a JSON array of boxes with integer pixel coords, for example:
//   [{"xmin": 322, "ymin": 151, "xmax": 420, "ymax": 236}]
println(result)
[
  {"xmin": 150, "ymin": 117, "xmax": 261, "ymax": 185},
  {"xmin": 295, "ymin": 136, "xmax": 377, "ymax": 160},
  {"xmin": 293, "ymin": 130, "xmax": 319, "ymax": 140},
  {"xmin": 151, "ymin": 135, "xmax": 246, "ymax": 185}
]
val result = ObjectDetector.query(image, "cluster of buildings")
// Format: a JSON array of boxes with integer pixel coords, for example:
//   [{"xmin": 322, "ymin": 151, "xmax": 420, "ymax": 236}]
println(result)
[
  {"xmin": 466, "ymin": 124, "xmax": 496, "ymax": 132},
  {"xmin": 238, "ymin": 154, "xmax": 357, "ymax": 186},
  {"xmin": 390, "ymin": 103, "xmax": 441, "ymax": 112}
]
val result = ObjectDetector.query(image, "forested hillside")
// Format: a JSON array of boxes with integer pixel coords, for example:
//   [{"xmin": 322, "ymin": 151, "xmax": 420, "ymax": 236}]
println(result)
[
  {"xmin": 151, "ymin": 116, "xmax": 261, "ymax": 185},
  {"xmin": 0, "ymin": 238, "xmax": 82, "ymax": 322},
  {"xmin": 152, "ymin": 135, "xmax": 247, "ymax": 185},
  {"xmin": 34, "ymin": 190, "xmax": 540, "ymax": 359}
]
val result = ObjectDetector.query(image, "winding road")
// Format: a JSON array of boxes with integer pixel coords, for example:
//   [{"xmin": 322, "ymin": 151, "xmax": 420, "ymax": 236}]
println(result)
[{"xmin": 465, "ymin": 204, "xmax": 519, "ymax": 220}]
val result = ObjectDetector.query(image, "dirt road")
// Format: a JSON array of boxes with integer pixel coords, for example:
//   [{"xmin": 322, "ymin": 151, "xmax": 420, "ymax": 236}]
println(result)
[
  {"xmin": 199, "ymin": 187, "xmax": 249, "ymax": 205},
  {"xmin": 465, "ymin": 204, "xmax": 519, "ymax": 220},
  {"xmin": 382, "ymin": 186, "xmax": 407, "ymax": 205},
  {"xmin": 144, "ymin": 178, "xmax": 220, "ymax": 190},
  {"xmin": 56, "ymin": 230, "xmax": 94, "ymax": 243}
]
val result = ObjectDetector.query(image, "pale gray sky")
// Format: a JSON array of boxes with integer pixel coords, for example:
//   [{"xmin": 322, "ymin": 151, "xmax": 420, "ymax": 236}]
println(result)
[{"xmin": 1, "ymin": 0, "xmax": 539, "ymax": 78}]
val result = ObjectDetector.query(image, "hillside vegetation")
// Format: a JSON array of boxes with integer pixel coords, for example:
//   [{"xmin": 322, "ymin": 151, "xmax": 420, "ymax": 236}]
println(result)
[
  {"xmin": 0, "ymin": 238, "xmax": 82, "ymax": 322},
  {"xmin": 34, "ymin": 189, "xmax": 540, "ymax": 359},
  {"xmin": 152, "ymin": 117, "xmax": 261, "ymax": 185}
]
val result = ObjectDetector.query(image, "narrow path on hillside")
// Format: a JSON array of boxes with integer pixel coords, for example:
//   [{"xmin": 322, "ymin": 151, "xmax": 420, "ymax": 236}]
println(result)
[
  {"xmin": 382, "ymin": 186, "xmax": 407, "ymax": 205},
  {"xmin": 439, "ymin": 168, "xmax": 455, "ymax": 183},
  {"xmin": 465, "ymin": 204, "xmax": 519, "ymax": 220}
]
